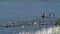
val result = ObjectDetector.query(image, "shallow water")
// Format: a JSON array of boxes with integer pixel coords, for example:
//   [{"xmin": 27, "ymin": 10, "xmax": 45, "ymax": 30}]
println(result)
[{"xmin": 0, "ymin": 0, "xmax": 60, "ymax": 34}]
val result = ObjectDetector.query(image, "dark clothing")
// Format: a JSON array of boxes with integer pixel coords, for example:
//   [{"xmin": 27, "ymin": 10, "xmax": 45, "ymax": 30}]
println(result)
[{"xmin": 42, "ymin": 16, "xmax": 45, "ymax": 18}]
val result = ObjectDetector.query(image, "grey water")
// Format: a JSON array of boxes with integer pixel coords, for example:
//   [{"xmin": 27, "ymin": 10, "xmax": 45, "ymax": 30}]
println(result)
[{"xmin": 0, "ymin": 0, "xmax": 60, "ymax": 34}]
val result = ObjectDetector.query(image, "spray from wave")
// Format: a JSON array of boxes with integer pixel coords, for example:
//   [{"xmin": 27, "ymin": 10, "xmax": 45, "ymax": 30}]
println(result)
[{"xmin": 19, "ymin": 26, "xmax": 60, "ymax": 34}]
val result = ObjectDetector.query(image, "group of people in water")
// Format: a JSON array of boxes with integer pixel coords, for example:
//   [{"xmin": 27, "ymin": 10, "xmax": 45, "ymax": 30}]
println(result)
[{"xmin": 42, "ymin": 12, "xmax": 54, "ymax": 19}]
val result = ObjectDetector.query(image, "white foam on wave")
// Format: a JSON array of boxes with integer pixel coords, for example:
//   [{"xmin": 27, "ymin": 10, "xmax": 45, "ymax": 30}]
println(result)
[{"xmin": 19, "ymin": 26, "xmax": 60, "ymax": 34}]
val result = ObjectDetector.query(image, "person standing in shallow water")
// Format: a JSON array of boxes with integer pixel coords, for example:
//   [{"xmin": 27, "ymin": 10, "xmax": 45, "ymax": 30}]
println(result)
[
  {"xmin": 41, "ymin": 12, "xmax": 46, "ymax": 25},
  {"xmin": 49, "ymin": 12, "xmax": 55, "ymax": 25}
]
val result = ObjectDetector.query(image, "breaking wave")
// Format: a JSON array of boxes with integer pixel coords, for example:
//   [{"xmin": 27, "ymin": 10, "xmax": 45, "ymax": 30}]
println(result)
[{"xmin": 19, "ymin": 26, "xmax": 60, "ymax": 34}]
